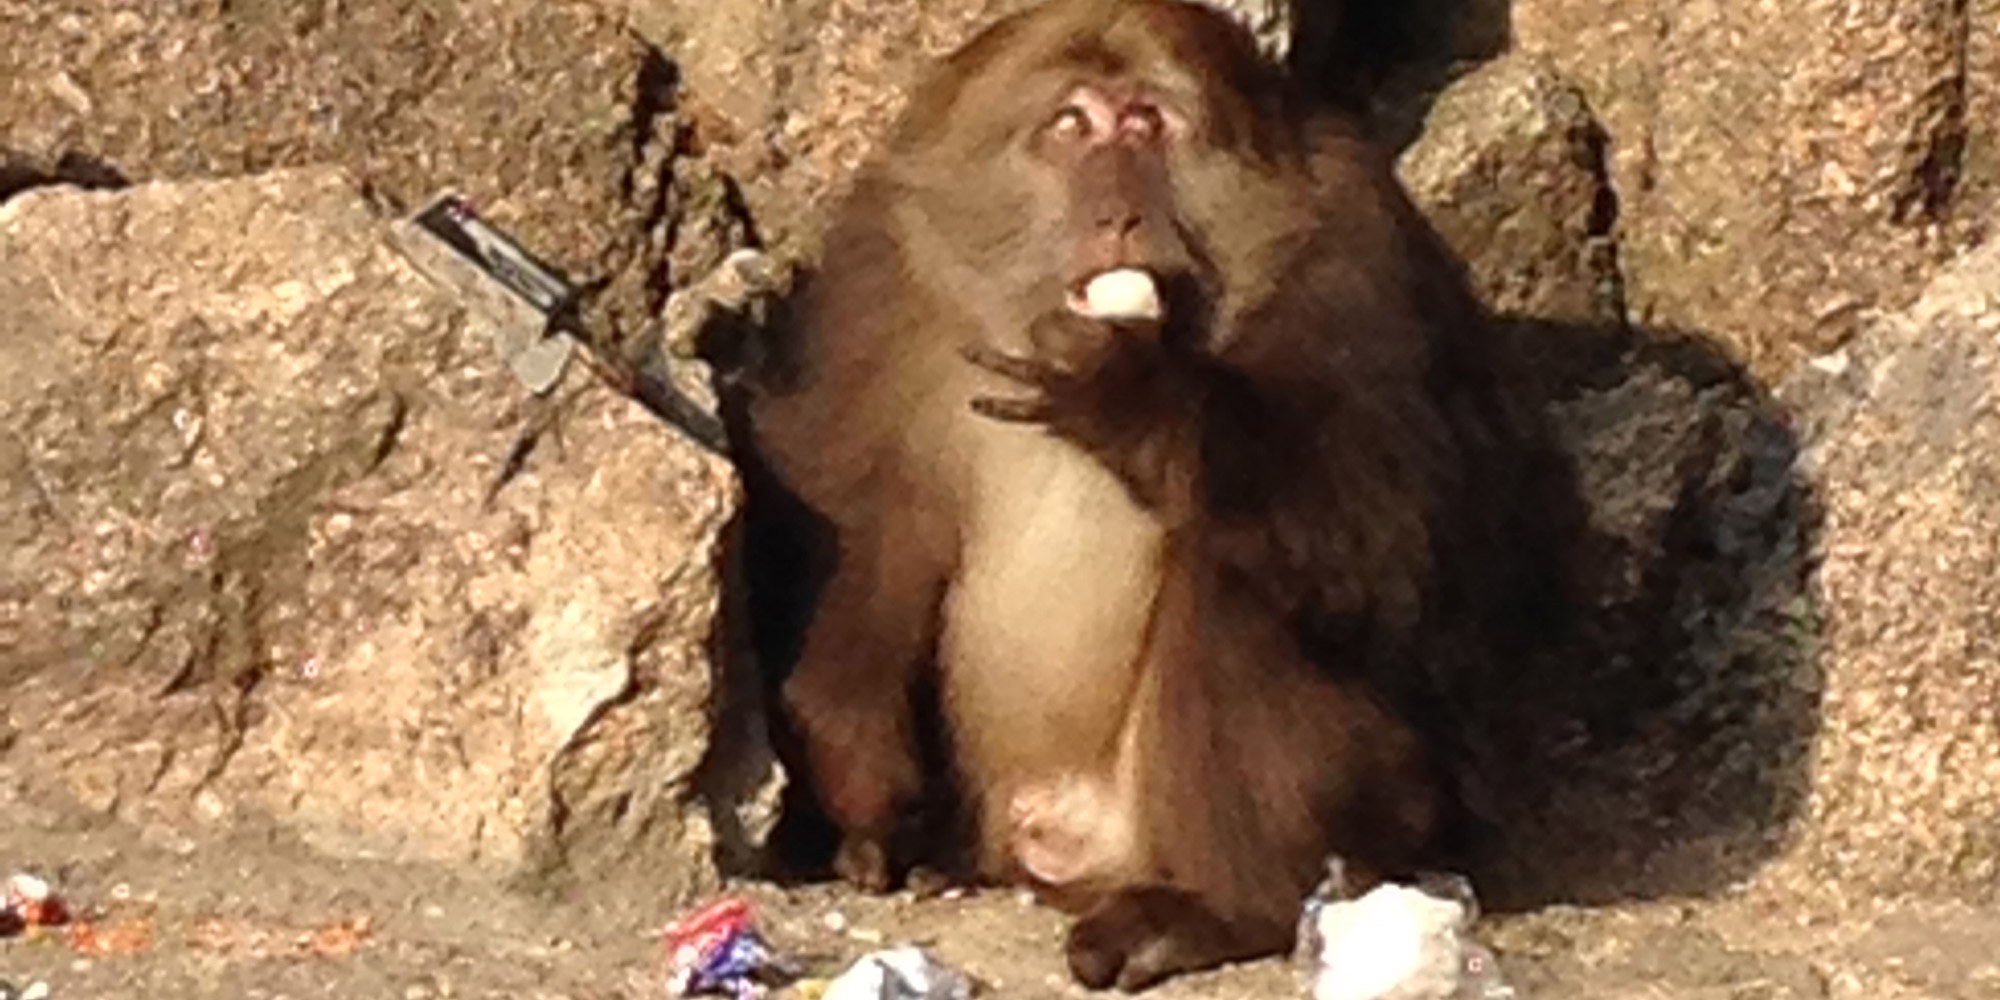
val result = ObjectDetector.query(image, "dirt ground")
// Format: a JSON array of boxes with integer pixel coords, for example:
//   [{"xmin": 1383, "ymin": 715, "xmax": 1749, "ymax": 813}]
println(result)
[{"xmin": 6, "ymin": 784, "xmax": 2000, "ymax": 1000}]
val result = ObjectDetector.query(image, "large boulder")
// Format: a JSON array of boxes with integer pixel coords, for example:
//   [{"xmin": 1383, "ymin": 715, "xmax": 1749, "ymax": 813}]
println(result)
[
  {"xmin": 592, "ymin": 0, "xmax": 1018, "ymax": 253},
  {"xmin": 1399, "ymin": 52, "xmax": 1623, "ymax": 333},
  {"xmin": 1766, "ymin": 238, "xmax": 2000, "ymax": 907},
  {"xmin": 1406, "ymin": 42, "xmax": 2000, "ymax": 907},
  {"xmin": 604, "ymin": 0, "xmax": 1506, "ymax": 252},
  {"xmin": 1510, "ymin": 0, "xmax": 1994, "ymax": 380},
  {"xmin": 0, "ymin": 0, "xmax": 754, "ymax": 360},
  {"xmin": 1402, "ymin": 54, "xmax": 1820, "ymax": 908},
  {"xmin": 1976, "ymin": 0, "xmax": 2000, "ymax": 234},
  {"xmin": 0, "ymin": 168, "xmax": 744, "ymax": 899}
]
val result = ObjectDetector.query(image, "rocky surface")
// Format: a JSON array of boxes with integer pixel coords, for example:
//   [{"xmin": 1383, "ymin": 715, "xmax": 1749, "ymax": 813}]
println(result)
[
  {"xmin": 0, "ymin": 0, "xmax": 756, "ymax": 359},
  {"xmin": 1457, "ymin": 345, "xmax": 1820, "ymax": 910},
  {"xmin": 1396, "ymin": 52, "xmax": 1817, "ymax": 909},
  {"xmin": 2, "ymin": 809, "xmax": 1999, "ymax": 1000},
  {"xmin": 1400, "ymin": 52, "xmax": 1623, "ymax": 331},
  {"xmin": 1510, "ymin": 0, "xmax": 1994, "ymax": 381},
  {"xmin": 1974, "ymin": 0, "xmax": 2000, "ymax": 235},
  {"xmin": 1767, "ymin": 237, "xmax": 2000, "ymax": 908},
  {"xmin": 607, "ymin": 0, "xmax": 1513, "ymax": 254},
  {"xmin": 590, "ymin": 0, "xmax": 1010, "ymax": 255},
  {"xmin": 0, "ymin": 168, "xmax": 747, "ymax": 898}
]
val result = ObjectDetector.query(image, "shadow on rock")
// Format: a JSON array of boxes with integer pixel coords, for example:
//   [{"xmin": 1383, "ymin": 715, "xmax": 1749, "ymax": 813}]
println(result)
[
  {"xmin": 1459, "ymin": 317, "xmax": 1824, "ymax": 911},
  {"xmin": 1287, "ymin": 0, "xmax": 1514, "ymax": 152},
  {"xmin": 0, "ymin": 150, "xmax": 129, "ymax": 204}
]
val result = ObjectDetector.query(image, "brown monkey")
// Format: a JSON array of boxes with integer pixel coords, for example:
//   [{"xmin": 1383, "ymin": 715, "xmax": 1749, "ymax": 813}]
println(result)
[{"xmin": 735, "ymin": 0, "xmax": 1572, "ymax": 990}]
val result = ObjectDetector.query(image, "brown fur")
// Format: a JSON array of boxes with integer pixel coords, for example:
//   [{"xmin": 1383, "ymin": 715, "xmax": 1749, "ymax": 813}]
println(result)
[{"xmin": 734, "ymin": 0, "xmax": 1573, "ymax": 990}]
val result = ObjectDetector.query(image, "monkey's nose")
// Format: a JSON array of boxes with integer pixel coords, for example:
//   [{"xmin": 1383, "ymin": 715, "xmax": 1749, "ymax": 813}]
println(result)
[{"xmin": 1095, "ymin": 210, "xmax": 1142, "ymax": 236}]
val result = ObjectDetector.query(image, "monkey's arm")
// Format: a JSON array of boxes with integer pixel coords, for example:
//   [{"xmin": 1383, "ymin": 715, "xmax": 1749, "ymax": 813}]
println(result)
[
  {"xmin": 1191, "ymin": 342, "xmax": 1450, "ymax": 624},
  {"xmin": 963, "ymin": 302, "xmax": 1450, "ymax": 623}
]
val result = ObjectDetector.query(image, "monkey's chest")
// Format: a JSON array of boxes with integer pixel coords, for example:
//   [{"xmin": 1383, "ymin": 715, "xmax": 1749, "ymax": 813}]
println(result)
[{"xmin": 936, "ymin": 428, "xmax": 1167, "ymax": 780}]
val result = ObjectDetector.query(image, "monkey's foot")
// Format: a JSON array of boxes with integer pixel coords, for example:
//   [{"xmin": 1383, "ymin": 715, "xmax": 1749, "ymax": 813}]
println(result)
[
  {"xmin": 832, "ymin": 835, "xmax": 898, "ymax": 894},
  {"xmin": 1065, "ymin": 886, "xmax": 1281, "ymax": 992}
]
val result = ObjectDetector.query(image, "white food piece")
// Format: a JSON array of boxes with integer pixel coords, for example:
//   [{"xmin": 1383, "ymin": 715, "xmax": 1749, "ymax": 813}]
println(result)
[
  {"xmin": 1309, "ymin": 883, "xmax": 1471, "ymax": 1000},
  {"xmin": 1077, "ymin": 268, "xmax": 1163, "ymax": 321}
]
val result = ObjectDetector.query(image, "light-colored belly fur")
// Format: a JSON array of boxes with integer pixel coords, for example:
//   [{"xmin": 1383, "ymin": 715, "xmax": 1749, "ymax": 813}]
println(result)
[{"xmin": 937, "ymin": 415, "xmax": 1166, "ymax": 883}]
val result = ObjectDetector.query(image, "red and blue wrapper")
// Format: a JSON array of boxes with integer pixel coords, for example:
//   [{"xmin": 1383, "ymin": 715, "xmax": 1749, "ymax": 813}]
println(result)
[{"xmin": 663, "ymin": 897, "xmax": 786, "ymax": 1000}]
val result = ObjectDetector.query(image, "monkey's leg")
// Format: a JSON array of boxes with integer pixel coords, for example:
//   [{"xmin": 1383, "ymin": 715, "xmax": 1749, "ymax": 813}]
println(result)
[
  {"xmin": 780, "ymin": 520, "xmax": 952, "ymax": 892},
  {"xmin": 1066, "ymin": 712, "xmax": 1435, "ymax": 992},
  {"xmin": 1066, "ymin": 884, "xmax": 1295, "ymax": 992},
  {"xmin": 1064, "ymin": 568, "xmax": 1440, "ymax": 991}
]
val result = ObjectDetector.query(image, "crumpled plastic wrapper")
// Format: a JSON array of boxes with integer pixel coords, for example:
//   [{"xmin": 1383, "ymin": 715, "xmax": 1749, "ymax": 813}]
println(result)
[
  {"xmin": 1, "ymin": 873, "xmax": 68, "ymax": 937},
  {"xmin": 815, "ymin": 946, "xmax": 974, "ymax": 1000},
  {"xmin": 662, "ymin": 897, "xmax": 797, "ymax": 1000},
  {"xmin": 1296, "ymin": 861, "xmax": 1515, "ymax": 1000}
]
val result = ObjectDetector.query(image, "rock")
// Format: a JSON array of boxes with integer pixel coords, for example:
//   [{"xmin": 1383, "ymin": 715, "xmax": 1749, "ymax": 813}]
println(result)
[
  {"xmin": 1763, "ymin": 238, "xmax": 2000, "ymax": 906},
  {"xmin": 588, "ymin": 0, "xmax": 1015, "ymax": 253},
  {"xmin": 0, "ymin": 0, "xmax": 757, "ymax": 360},
  {"xmin": 608, "ymin": 0, "xmax": 1506, "ymax": 254},
  {"xmin": 609, "ymin": 0, "xmax": 1299, "ymax": 211},
  {"xmin": 609, "ymin": 1, "xmax": 782, "ymax": 155},
  {"xmin": 1395, "ymin": 52, "xmax": 1818, "ymax": 907},
  {"xmin": 1510, "ymin": 0, "xmax": 1989, "ymax": 380},
  {"xmin": 1453, "ymin": 334, "xmax": 1820, "ymax": 909},
  {"xmin": 1399, "ymin": 53, "xmax": 1622, "ymax": 332},
  {"xmin": 1396, "ymin": 47, "xmax": 1824, "ymax": 903},
  {"xmin": 1970, "ymin": 0, "xmax": 2000, "ymax": 246},
  {"xmin": 1386, "ymin": 0, "xmax": 2000, "ymax": 916},
  {"xmin": 0, "ymin": 168, "xmax": 742, "ymax": 898}
]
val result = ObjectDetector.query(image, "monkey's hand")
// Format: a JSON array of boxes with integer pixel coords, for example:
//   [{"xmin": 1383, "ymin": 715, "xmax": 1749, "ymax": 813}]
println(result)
[
  {"xmin": 961, "ymin": 309, "xmax": 1149, "ymax": 425},
  {"xmin": 962, "ymin": 310, "xmax": 1198, "ymax": 514}
]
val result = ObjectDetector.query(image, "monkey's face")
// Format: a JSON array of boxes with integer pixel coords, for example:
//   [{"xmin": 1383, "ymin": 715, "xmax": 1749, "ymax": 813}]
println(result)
[{"xmin": 889, "ymin": 0, "xmax": 1317, "ymax": 348}]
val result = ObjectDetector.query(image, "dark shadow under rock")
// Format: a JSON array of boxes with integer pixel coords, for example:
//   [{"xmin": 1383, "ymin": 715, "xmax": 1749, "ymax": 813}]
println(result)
[
  {"xmin": 1456, "ymin": 318, "xmax": 1823, "ymax": 910},
  {"xmin": 1287, "ymin": 0, "xmax": 1516, "ymax": 151},
  {"xmin": 0, "ymin": 149, "xmax": 129, "ymax": 204}
]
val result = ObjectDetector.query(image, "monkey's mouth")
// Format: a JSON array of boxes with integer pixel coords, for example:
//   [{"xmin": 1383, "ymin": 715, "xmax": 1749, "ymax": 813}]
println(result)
[{"xmin": 1068, "ymin": 267, "xmax": 1166, "ymax": 322}]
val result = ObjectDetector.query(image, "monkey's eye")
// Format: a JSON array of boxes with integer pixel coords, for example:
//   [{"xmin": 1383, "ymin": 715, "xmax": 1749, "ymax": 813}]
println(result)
[{"xmin": 1048, "ymin": 105, "xmax": 1093, "ymax": 142}]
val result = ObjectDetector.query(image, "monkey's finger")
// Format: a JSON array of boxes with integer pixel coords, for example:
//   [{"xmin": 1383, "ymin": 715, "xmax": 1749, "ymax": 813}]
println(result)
[
  {"xmin": 959, "ymin": 343, "xmax": 1062, "ymax": 386},
  {"xmin": 970, "ymin": 395, "xmax": 1054, "ymax": 424},
  {"xmin": 1038, "ymin": 308, "xmax": 1161, "ymax": 344}
]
